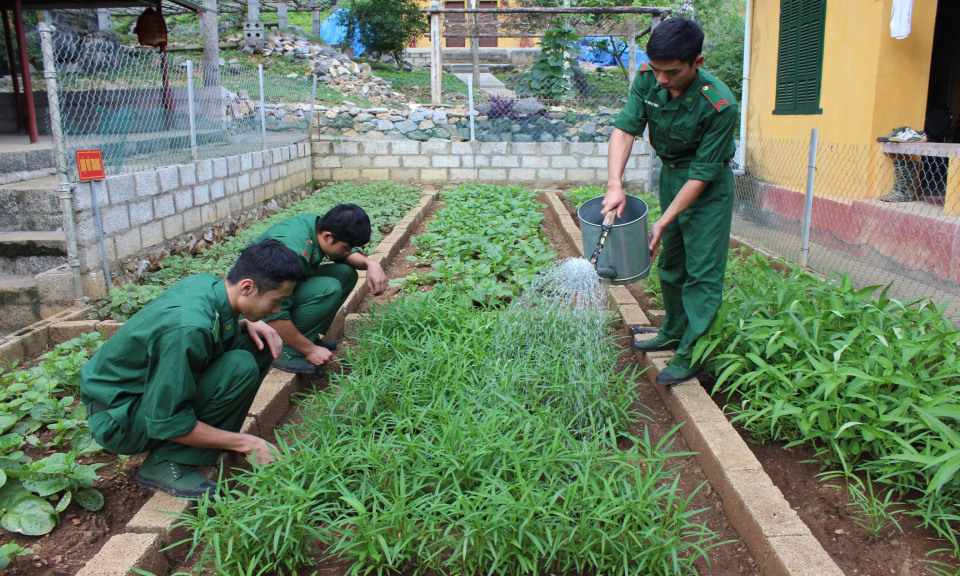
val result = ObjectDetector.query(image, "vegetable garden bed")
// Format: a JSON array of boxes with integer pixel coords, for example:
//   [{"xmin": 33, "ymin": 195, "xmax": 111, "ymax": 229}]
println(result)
[
  {"xmin": 0, "ymin": 182, "xmax": 428, "ymax": 575},
  {"xmin": 555, "ymin": 184, "xmax": 960, "ymax": 576},
  {"xmin": 169, "ymin": 183, "xmax": 761, "ymax": 576}
]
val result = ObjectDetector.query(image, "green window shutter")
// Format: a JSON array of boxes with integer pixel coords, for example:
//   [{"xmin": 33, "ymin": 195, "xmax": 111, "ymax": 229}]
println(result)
[{"xmin": 775, "ymin": 0, "xmax": 826, "ymax": 115}]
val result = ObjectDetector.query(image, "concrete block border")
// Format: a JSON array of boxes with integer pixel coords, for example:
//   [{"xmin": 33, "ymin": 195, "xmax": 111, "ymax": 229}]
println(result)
[
  {"xmin": 543, "ymin": 191, "xmax": 844, "ymax": 576},
  {"xmin": 69, "ymin": 192, "xmax": 437, "ymax": 575}
]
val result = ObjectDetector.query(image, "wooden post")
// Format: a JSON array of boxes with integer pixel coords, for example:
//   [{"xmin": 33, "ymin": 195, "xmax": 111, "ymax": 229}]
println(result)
[
  {"xmin": 627, "ymin": 15, "xmax": 637, "ymax": 85},
  {"xmin": 430, "ymin": 5, "xmax": 442, "ymax": 105},
  {"xmin": 12, "ymin": 0, "xmax": 38, "ymax": 144},
  {"xmin": 470, "ymin": 0, "xmax": 481, "ymax": 91},
  {"xmin": 277, "ymin": 1, "xmax": 287, "ymax": 31}
]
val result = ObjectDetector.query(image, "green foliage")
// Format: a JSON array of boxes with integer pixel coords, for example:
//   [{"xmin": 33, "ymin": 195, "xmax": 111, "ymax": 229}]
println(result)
[
  {"xmin": 820, "ymin": 468, "xmax": 904, "ymax": 539},
  {"xmin": 0, "ymin": 542, "xmax": 33, "ymax": 570},
  {"xmin": 90, "ymin": 182, "xmax": 422, "ymax": 320},
  {"xmin": 89, "ymin": 284, "xmax": 164, "ymax": 322},
  {"xmin": 370, "ymin": 63, "xmax": 468, "ymax": 105},
  {"xmin": 527, "ymin": 19, "xmax": 581, "ymax": 100},
  {"xmin": 695, "ymin": 252, "xmax": 960, "ymax": 565},
  {"xmin": 338, "ymin": 0, "xmax": 429, "ymax": 64},
  {"xmin": 396, "ymin": 183, "xmax": 555, "ymax": 303},
  {"xmin": 176, "ymin": 294, "xmax": 722, "ymax": 575},
  {"xmin": 693, "ymin": 0, "xmax": 746, "ymax": 101},
  {"xmin": 0, "ymin": 333, "xmax": 105, "ymax": 536}
]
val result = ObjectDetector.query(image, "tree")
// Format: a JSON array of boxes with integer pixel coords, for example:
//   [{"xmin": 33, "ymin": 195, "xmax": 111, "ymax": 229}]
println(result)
[{"xmin": 337, "ymin": 0, "xmax": 428, "ymax": 66}]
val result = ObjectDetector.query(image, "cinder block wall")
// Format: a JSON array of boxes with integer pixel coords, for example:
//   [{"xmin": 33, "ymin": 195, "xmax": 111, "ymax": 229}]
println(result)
[
  {"xmin": 38, "ymin": 143, "xmax": 313, "ymax": 308},
  {"xmin": 311, "ymin": 139, "xmax": 651, "ymax": 189}
]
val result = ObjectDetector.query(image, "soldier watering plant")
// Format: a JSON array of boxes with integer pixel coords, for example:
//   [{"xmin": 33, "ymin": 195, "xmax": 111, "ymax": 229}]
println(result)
[
  {"xmin": 79, "ymin": 240, "xmax": 305, "ymax": 499},
  {"xmin": 602, "ymin": 18, "xmax": 738, "ymax": 386}
]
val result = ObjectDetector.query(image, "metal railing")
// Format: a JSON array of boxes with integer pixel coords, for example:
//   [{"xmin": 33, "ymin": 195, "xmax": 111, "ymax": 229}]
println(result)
[{"xmin": 733, "ymin": 131, "xmax": 960, "ymax": 319}]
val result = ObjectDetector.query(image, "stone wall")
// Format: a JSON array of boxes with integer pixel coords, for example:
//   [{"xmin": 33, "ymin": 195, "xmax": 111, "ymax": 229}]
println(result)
[
  {"xmin": 311, "ymin": 138, "xmax": 651, "ymax": 189},
  {"xmin": 40, "ymin": 142, "xmax": 314, "ymax": 306}
]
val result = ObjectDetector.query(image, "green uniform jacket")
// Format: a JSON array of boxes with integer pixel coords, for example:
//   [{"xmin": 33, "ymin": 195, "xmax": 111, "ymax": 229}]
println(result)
[
  {"xmin": 613, "ymin": 65, "xmax": 738, "ymax": 181},
  {"xmin": 256, "ymin": 214, "xmax": 351, "ymax": 322},
  {"xmin": 79, "ymin": 275, "xmax": 239, "ymax": 441}
]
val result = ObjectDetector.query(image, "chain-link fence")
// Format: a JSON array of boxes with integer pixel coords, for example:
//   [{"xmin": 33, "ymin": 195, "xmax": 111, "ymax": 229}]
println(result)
[
  {"xmin": 733, "ymin": 135, "xmax": 960, "ymax": 318},
  {"xmin": 52, "ymin": 34, "xmax": 313, "ymax": 182},
  {"xmin": 427, "ymin": 7, "xmax": 666, "ymax": 143}
]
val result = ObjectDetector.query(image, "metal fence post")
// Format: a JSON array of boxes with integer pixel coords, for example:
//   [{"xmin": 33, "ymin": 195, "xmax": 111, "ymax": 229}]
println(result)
[
  {"xmin": 39, "ymin": 20, "xmax": 84, "ymax": 303},
  {"xmin": 801, "ymin": 128, "xmax": 819, "ymax": 268},
  {"xmin": 186, "ymin": 60, "xmax": 197, "ymax": 160},
  {"xmin": 467, "ymin": 74, "xmax": 475, "ymax": 142},
  {"xmin": 311, "ymin": 74, "xmax": 318, "ymax": 138},
  {"xmin": 258, "ymin": 64, "xmax": 267, "ymax": 150},
  {"xmin": 430, "ymin": 3, "xmax": 442, "ymax": 105}
]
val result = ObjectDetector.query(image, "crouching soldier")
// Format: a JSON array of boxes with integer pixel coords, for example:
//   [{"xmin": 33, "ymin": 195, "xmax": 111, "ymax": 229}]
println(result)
[
  {"xmin": 79, "ymin": 240, "xmax": 305, "ymax": 499},
  {"xmin": 257, "ymin": 203, "xmax": 388, "ymax": 374}
]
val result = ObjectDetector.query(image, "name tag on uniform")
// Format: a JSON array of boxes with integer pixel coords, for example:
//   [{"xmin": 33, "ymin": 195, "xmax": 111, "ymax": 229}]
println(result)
[{"xmin": 645, "ymin": 100, "xmax": 660, "ymax": 108}]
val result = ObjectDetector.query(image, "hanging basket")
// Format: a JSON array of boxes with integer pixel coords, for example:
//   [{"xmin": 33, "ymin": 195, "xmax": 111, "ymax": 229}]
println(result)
[{"xmin": 135, "ymin": 8, "xmax": 168, "ymax": 47}]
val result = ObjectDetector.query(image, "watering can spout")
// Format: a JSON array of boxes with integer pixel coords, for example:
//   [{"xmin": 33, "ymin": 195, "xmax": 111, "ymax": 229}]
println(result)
[{"xmin": 596, "ymin": 266, "xmax": 617, "ymax": 280}]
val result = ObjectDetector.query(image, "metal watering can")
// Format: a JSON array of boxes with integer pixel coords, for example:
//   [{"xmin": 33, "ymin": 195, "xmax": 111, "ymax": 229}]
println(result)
[{"xmin": 577, "ymin": 195, "xmax": 651, "ymax": 285}]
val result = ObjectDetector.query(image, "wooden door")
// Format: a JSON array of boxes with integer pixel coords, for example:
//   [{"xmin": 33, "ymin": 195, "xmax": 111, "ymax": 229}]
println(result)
[{"xmin": 478, "ymin": 1, "xmax": 498, "ymax": 47}]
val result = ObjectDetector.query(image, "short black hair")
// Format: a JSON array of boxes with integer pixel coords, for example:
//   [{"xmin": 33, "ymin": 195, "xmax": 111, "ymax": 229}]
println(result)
[
  {"xmin": 316, "ymin": 204, "xmax": 371, "ymax": 247},
  {"xmin": 226, "ymin": 239, "xmax": 305, "ymax": 293},
  {"xmin": 647, "ymin": 18, "xmax": 704, "ymax": 64}
]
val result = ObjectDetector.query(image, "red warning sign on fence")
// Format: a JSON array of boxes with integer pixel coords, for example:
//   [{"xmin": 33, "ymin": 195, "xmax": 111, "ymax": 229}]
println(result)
[{"xmin": 76, "ymin": 150, "xmax": 106, "ymax": 181}]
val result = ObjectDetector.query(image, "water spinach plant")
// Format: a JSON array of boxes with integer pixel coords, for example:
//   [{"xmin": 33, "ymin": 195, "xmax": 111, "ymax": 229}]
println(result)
[
  {"xmin": 693, "ymin": 251, "xmax": 960, "ymax": 568},
  {"xmin": 177, "ymin": 185, "xmax": 723, "ymax": 575}
]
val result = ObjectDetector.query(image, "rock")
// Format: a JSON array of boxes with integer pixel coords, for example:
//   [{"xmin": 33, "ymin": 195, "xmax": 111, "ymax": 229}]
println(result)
[
  {"xmin": 580, "ymin": 121, "xmax": 598, "ymax": 136},
  {"xmin": 376, "ymin": 119, "xmax": 395, "ymax": 131},
  {"xmin": 318, "ymin": 75, "xmax": 332, "ymax": 83},
  {"xmin": 336, "ymin": 66, "xmax": 350, "ymax": 76},
  {"xmin": 355, "ymin": 112, "xmax": 374, "ymax": 122},
  {"xmin": 218, "ymin": 57, "xmax": 226, "ymax": 67},
  {"xmin": 407, "ymin": 130, "xmax": 432, "ymax": 141},
  {"xmin": 419, "ymin": 119, "xmax": 436, "ymax": 130},
  {"xmin": 514, "ymin": 134, "xmax": 534, "ymax": 142},
  {"xmin": 367, "ymin": 130, "xmax": 387, "ymax": 139},
  {"xmin": 314, "ymin": 61, "xmax": 331, "ymax": 75},
  {"xmin": 395, "ymin": 119, "xmax": 419, "ymax": 134},
  {"xmin": 355, "ymin": 122, "xmax": 375, "ymax": 132},
  {"xmin": 513, "ymin": 97, "xmax": 546, "ymax": 116},
  {"xmin": 432, "ymin": 110, "xmax": 448, "ymax": 122},
  {"xmin": 228, "ymin": 58, "xmax": 239, "ymax": 65}
]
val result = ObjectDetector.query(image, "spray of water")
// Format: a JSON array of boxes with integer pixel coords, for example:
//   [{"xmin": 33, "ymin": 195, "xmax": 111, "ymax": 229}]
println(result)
[{"xmin": 489, "ymin": 258, "xmax": 618, "ymax": 437}]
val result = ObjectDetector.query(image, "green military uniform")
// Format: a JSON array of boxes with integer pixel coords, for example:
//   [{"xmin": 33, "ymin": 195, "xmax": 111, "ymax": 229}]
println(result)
[
  {"xmin": 79, "ymin": 274, "xmax": 273, "ymax": 466},
  {"xmin": 256, "ymin": 214, "xmax": 358, "ymax": 360},
  {"xmin": 614, "ymin": 64, "xmax": 738, "ymax": 359}
]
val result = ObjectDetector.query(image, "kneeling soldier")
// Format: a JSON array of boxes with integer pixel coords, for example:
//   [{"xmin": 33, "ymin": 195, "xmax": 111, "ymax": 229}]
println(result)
[
  {"xmin": 79, "ymin": 240, "xmax": 305, "ymax": 499},
  {"xmin": 257, "ymin": 204, "xmax": 388, "ymax": 374}
]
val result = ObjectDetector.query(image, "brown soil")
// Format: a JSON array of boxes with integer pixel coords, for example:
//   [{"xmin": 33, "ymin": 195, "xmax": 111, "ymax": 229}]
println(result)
[
  {"xmin": 5, "ymin": 453, "xmax": 152, "ymax": 576},
  {"xmin": 715, "ymin": 390, "xmax": 959, "ymax": 576}
]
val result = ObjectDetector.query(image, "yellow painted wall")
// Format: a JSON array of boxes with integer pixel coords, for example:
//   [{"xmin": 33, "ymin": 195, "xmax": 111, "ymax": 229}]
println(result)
[
  {"xmin": 414, "ymin": 0, "xmax": 532, "ymax": 49},
  {"xmin": 746, "ymin": 0, "xmax": 939, "ymax": 200}
]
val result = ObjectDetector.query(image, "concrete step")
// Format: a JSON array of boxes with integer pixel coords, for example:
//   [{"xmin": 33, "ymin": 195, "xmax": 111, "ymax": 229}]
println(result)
[
  {"xmin": 448, "ymin": 64, "xmax": 492, "ymax": 74},
  {"xmin": 0, "ymin": 175, "xmax": 62, "ymax": 232},
  {"xmin": 0, "ymin": 275, "xmax": 40, "ymax": 332},
  {"xmin": 0, "ymin": 147, "xmax": 56, "ymax": 186},
  {"xmin": 0, "ymin": 231, "xmax": 68, "ymax": 275}
]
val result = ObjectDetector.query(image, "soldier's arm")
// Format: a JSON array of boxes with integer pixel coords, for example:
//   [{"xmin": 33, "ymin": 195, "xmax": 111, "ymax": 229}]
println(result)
[{"xmin": 605, "ymin": 74, "xmax": 650, "ymax": 217}]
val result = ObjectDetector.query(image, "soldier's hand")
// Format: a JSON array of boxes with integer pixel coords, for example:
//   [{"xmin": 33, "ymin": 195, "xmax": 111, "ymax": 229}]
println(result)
[
  {"xmin": 648, "ymin": 220, "xmax": 665, "ymax": 260},
  {"xmin": 243, "ymin": 435, "xmax": 281, "ymax": 466},
  {"xmin": 602, "ymin": 182, "xmax": 627, "ymax": 218},
  {"xmin": 366, "ymin": 261, "xmax": 388, "ymax": 295},
  {"xmin": 246, "ymin": 321, "xmax": 283, "ymax": 360},
  {"xmin": 305, "ymin": 345, "xmax": 337, "ymax": 367}
]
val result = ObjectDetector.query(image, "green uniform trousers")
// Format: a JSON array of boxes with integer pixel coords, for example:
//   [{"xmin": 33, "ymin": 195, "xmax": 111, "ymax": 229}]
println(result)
[
  {"xmin": 279, "ymin": 263, "xmax": 358, "ymax": 359},
  {"xmin": 657, "ymin": 165, "xmax": 734, "ymax": 357},
  {"xmin": 88, "ymin": 335, "xmax": 272, "ymax": 466}
]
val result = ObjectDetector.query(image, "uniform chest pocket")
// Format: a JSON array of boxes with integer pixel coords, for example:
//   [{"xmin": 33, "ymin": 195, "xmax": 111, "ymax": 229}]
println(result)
[{"xmin": 665, "ymin": 124, "xmax": 696, "ymax": 155}]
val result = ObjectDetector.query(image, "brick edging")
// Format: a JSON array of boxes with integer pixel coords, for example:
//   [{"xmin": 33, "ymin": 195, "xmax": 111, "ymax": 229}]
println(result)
[
  {"xmin": 74, "ymin": 192, "xmax": 437, "ymax": 576},
  {"xmin": 544, "ymin": 191, "xmax": 845, "ymax": 576}
]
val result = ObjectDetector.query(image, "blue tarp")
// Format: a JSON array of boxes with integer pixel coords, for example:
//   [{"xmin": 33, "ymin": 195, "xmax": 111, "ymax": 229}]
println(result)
[
  {"xmin": 577, "ymin": 37, "xmax": 648, "ymax": 68},
  {"xmin": 319, "ymin": 8, "xmax": 366, "ymax": 56}
]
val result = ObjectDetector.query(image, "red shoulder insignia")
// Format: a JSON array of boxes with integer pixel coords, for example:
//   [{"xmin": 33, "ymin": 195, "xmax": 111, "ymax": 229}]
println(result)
[
  {"xmin": 639, "ymin": 61, "xmax": 653, "ymax": 73},
  {"xmin": 700, "ymin": 85, "xmax": 733, "ymax": 112}
]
